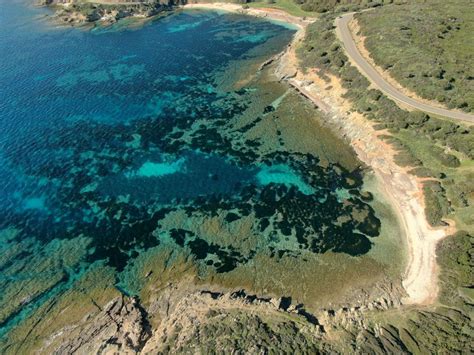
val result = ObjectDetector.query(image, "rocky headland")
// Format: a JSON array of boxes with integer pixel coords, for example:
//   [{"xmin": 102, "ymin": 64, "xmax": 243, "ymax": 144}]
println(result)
[{"xmin": 38, "ymin": 0, "xmax": 186, "ymax": 26}]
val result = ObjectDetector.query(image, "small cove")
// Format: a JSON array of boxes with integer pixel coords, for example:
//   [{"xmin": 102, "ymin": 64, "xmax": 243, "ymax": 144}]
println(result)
[{"xmin": 0, "ymin": 1, "xmax": 402, "ymax": 342}]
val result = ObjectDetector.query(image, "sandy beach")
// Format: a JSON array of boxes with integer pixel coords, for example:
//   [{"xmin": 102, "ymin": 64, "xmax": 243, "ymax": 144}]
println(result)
[{"xmin": 182, "ymin": 3, "xmax": 312, "ymax": 29}]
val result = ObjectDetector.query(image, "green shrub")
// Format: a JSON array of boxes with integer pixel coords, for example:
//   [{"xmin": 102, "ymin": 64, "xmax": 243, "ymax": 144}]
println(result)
[
  {"xmin": 439, "ymin": 152, "xmax": 461, "ymax": 168},
  {"xmin": 437, "ymin": 230, "xmax": 474, "ymax": 309},
  {"xmin": 423, "ymin": 181, "xmax": 450, "ymax": 226},
  {"xmin": 406, "ymin": 111, "xmax": 429, "ymax": 127}
]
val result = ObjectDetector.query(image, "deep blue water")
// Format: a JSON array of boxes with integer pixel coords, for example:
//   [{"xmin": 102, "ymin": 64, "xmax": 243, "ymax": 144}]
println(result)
[{"xmin": 0, "ymin": 0, "xmax": 381, "ymax": 337}]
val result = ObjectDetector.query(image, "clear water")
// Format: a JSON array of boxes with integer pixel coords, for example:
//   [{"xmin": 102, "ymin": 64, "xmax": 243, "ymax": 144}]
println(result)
[{"xmin": 0, "ymin": 0, "xmax": 382, "ymax": 338}]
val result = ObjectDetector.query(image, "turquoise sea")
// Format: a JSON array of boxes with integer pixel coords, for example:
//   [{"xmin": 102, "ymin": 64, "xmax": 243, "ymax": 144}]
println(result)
[{"xmin": 0, "ymin": 0, "xmax": 383, "ymax": 343}]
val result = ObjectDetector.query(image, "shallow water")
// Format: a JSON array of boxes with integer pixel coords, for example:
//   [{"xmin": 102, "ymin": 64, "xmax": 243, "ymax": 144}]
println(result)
[{"xmin": 0, "ymin": 0, "xmax": 387, "ymax": 340}]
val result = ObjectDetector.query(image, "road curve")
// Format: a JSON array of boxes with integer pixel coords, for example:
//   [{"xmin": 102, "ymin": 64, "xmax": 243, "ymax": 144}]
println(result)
[{"xmin": 335, "ymin": 13, "xmax": 474, "ymax": 123}]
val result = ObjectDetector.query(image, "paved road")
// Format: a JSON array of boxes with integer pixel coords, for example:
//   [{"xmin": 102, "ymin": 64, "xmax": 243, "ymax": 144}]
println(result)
[{"xmin": 335, "ymin": 13, "xmax": 474, "ymax": 123}]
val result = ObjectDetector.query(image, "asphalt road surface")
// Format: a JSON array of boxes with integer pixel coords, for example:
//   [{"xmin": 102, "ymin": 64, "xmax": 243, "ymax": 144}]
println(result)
[{"xmin": 335, "ymin": 13, "xmax": 474, "ymax": 123}]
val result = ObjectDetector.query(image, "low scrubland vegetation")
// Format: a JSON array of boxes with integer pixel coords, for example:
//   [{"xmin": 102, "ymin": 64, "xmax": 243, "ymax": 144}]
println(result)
[
  {"xmin": 293, "ymin": 0, "xmax": 393, "ymax": 13},
  {"xmin": 244, "ymin": 0, "xmax": 395, "ymax": 14},
  {"xmin": 297, "ymin": 11, "xmax": 473, "ymax": 352},
  {"xmin": 356, "ymin": 0, "xmax": 474, "ymax": 112}
]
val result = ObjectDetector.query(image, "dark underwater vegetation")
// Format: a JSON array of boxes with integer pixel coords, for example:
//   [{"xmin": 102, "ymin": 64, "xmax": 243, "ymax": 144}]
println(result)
[{"xmin": 0, "ymin": 1, "xmax": 390, "ymax": 341}]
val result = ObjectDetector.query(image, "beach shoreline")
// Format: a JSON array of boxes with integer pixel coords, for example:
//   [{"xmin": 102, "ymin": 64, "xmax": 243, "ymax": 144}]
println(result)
[{"xmin": 182, "ymin": 3, "xmax": 313, "ymax": 30}]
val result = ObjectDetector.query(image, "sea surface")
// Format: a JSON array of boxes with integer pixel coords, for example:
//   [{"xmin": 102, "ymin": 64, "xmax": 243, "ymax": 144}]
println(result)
[{"xmin": 0, "ymin": 0, "xmax": 388, "ymax": 344}]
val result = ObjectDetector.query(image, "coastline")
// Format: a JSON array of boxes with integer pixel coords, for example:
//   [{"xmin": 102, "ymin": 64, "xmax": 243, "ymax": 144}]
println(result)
[
  {"xmin": 274, "ymin": 22, "xmax": 452, "ymax": 304},
  {"xmin": 181, "ymin": 3, "xmax": 313, "ymax": 30},
  {"xmin": 2, "ymin": 3, "xmax": 469, "ymax": 352},
  {"xmin": 40, "ymin": 1, "xmax": 451, "ymax": 305},
  {"xmin": 180, "ymin": 3, "xmax": 451, "ymax": 305}
]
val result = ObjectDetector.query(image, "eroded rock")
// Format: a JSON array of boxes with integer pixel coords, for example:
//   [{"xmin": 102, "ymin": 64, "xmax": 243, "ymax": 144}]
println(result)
[{"xmin": 53, "ymin": 296, "xmax": 150, "ymax": 354}]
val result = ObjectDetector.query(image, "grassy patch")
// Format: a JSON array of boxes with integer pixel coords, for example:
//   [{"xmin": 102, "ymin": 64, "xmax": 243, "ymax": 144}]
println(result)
[{"xmin": 357, "ymin": 0, "xmax": 474, "ymax": 112}]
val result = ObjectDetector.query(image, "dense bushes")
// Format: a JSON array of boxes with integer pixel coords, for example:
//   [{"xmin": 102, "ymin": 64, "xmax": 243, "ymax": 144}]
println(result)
[
  {"xmin": 437, "ymin": 230, "xmax": 474, "ymax": 309},
  {"xmin": 356, "ymin": 1, "xmax": 474, "ymax": 112},
  {"xmin": 423, "ymin": 180, "xmax": 450, "ymax": 227},
  {"xmin": 429, "ymin": 146, "xmax": 461, "ymax": 168},
  {"xmin": 443, "ymin": 175, "xmax": 474, "ymax": 209}
]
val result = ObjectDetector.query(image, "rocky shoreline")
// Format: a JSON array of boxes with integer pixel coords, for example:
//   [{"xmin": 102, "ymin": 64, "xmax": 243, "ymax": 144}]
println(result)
[
  {"xmin": 38, "ymin": 0, "xmax": 185, "ymax": 26},
  {"xmin": 39, "ymin": 1, "xmax": 313, "ymax": 28},
  {"xmin": 38, "ymin": 280, "xmax": 405, "ymax": 353}
]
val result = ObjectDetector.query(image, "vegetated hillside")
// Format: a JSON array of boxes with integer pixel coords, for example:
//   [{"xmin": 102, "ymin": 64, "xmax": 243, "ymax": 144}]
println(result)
[
  {"xmin": 291, "ymin": 0, "xmax": 392, "ymax": 13},
  {"xmin": 298, "ymin": 11, "xmax": 473, "ymax": 352},
  {"xmin": 356, "ymin": 0, "xmax": 474, "ymax": 112}
]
